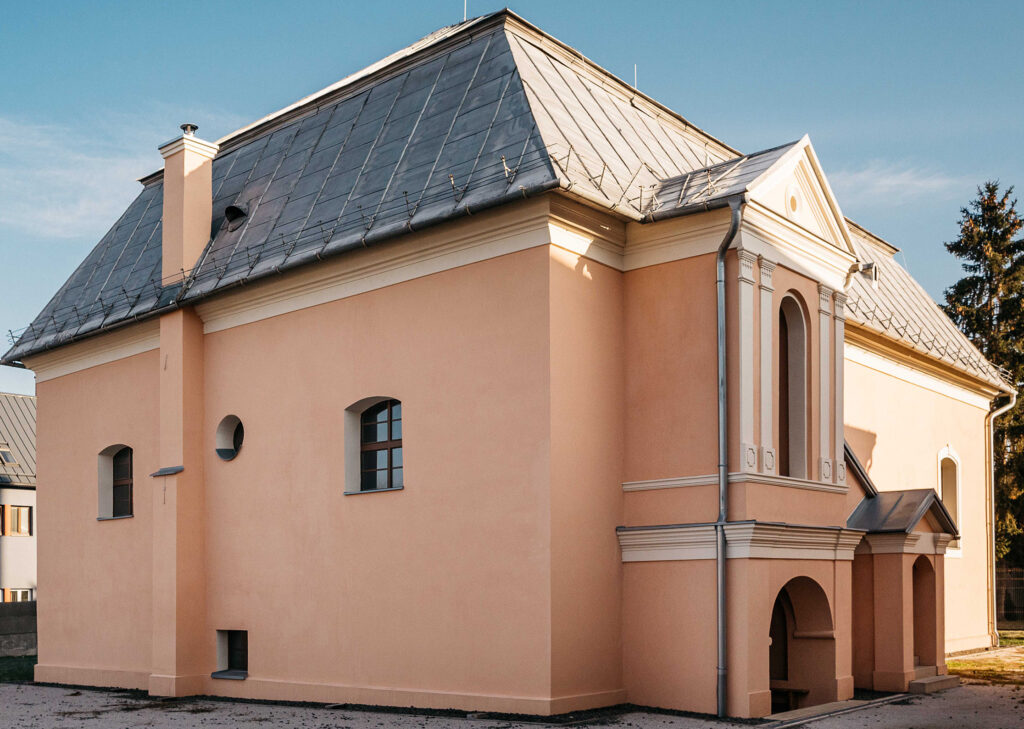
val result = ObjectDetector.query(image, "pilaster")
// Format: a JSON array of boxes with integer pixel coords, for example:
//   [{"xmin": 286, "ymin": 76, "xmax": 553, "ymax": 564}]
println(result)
[
  {"xmin": 738, "ymin": 250, "xmax": 758, "ymax": 472},
  {"xmin": 832, "ymin": 291, "xmax": 846, "ymax": 483},
  {"xmin": 151, "ymin": 308, "xmax": 207, "ymax": 696},
  {"xmin": 817, "ymin": 284, "xmax": 833, "ymax": 482},
  {"xmin": 758, "ymin": 257, "xmax": 776, "ymax": 474}
]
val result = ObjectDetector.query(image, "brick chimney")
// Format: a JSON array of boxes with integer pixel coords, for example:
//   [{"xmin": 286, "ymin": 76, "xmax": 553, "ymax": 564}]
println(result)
[{"xmin": 159, "ymin": 124, "xmax": 219, "ymax": 281}]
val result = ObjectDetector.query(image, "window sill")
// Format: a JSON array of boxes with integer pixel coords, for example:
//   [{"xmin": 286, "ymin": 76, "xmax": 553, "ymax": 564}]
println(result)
[
  {"xmin": 97, "ymin": 515, "xmax": 134, "ymax": 521},
  {"xmin": 344, "ymin": 486, "xmax": 405, "ymax": 496},
  {"xmin": 211, "ymin": 669, "xmax": 247, "ymax": 681},
  {"xmin": 1, "ymin": 533, "xmax": 32, "ymax": 537}
]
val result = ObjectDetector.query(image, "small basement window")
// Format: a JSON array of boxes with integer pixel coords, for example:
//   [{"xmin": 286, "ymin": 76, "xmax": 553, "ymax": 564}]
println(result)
[
  {"xmin": 216, "ymin": 415, "xmax": 245, "ymax": 461},
  {"xmin": 212, "ymin": 630, "xmax": 248, "ymax": 680}
]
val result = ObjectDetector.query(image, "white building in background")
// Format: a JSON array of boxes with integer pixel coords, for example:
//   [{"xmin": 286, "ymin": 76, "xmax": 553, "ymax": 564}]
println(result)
[{"xmin": 0, "ymin": 392, "xmax": 36, "ymax": 602}]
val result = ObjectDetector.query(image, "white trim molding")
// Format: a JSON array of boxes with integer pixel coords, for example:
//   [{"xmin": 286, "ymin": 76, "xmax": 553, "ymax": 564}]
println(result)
[
  {"xmin": 817, "ymin": 284, "xmax": 833, "ymax": 482},
  {"xmin": 844, "ymin": 342, "xmax": 991, "ymax": 410},
  {"xmin": 862, "ymin": 532, "xmax": 953, "ymax": 556},
  {"xmin": 738, "ymin": 250, "xmax": 758, "ymax": 472},
  {"xmin": 759, "ymin": 256, "xmax": 776, "ymax": 474},
  {"xmin": 622, "ymin": 471, "xmax": 848, "ymax": 495},
  {"xmin": 23, "ymin": 319, "xmax": 160, "ymax": 382},
  {"xmin": 937, "ymin": 444, "xmax": 962, "ymax": 554},
  {"xmin": 617, "ymin": 521, "xmax": 865, "ymax": 562},
  {"xmin": 833, "ymin": 291, "xmax": 846, "ymax": 483}
]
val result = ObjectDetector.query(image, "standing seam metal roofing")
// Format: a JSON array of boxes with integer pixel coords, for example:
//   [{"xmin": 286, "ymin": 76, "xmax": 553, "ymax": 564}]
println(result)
[
  {"xmin": 844, "ymin": 223, "xmax": 1012, "ymax": 391},
  {"xmin": 3, "ymin": 10, "xmax": 740, "ymax": 363},
  {"xmin": 0, "ymin": 393, "xmax": 36, "ymax": 487},
  {"xmin": 0, "ymin": 10, "xmax": 1012, "ymax": 399}
]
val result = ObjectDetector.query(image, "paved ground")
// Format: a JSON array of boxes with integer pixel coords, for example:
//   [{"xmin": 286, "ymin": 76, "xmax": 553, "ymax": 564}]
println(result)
[{"xmin": 1, "ymin": 683, "xmax": 1023, "ymax": 729}]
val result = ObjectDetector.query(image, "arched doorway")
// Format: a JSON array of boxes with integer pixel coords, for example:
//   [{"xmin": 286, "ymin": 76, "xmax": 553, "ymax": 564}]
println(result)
[
  {"xmin": 769, "ymin": 577, "xmax": 836, "ymax": 713},
  {"xmin": 912, "ymin": 556, "xmax": 937, "ymax": 669}
]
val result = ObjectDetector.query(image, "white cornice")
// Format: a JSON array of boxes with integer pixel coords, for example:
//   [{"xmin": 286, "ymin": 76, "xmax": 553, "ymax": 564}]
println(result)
[
  {"xmin": 725, "ymin": 522, "xmax": 863, "ymax": 561},
  {"xmin": 158, "ymin": 135, "xmax": 219, "ymax": 160},
  {"xmin": 845, "ymin": 342, "xmax": 992, "ymax": 410},
  {"xmin": 22, "ymin": 320, "xmax": 160, "ymax": 383},
  {"xmin": 862, "ymin": 532, "xmax": 952, "ymax": 555},
  {"xmin": 196, "ymin": 199, "xmax": 555, "ymax": 334},
  {"xmin": 622, "ymin": 472, "xmax": 847, "ymax": 495},
  {"xmin": 618, "ymin": 522, "xmax": 865, "ymax": 562}
]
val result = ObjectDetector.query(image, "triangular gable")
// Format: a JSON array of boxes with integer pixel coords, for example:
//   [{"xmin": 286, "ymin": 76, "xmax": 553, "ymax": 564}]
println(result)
[{"xmin": 745, "ymin": 135, "xmax": 855, "ymax": 258}]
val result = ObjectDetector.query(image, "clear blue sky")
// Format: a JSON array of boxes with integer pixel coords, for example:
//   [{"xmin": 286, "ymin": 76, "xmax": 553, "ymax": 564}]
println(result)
[{"xmin": 1, "ymin": 0, "xmax": 1021, "ymax": 395}]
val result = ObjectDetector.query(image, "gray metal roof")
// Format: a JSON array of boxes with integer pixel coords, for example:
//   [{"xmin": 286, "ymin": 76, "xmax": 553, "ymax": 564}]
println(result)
[
  {"xmin": 4, "ymin": 10, "xmax": 739, "ymax": 363},
  {"xmin": 845, "ymin": 222, "xmax": 1012, "ymax": 392},
  {"xmin": 847, "ymin": 488, "xmax": 958, "ymax": 537},
  {"xmin": 0, "ymin": 9, "xmax": 1011, "ymax": 401},
  {"xmin": 643, "ymin": 141, "xmax": 797, "ymax": 217},
  {"xmin": 0, "ymin": 393, "xmax": 35, "ymax": 487}
]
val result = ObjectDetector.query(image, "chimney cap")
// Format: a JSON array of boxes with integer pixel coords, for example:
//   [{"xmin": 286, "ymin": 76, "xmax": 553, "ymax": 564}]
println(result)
[{"xmin": 180, "ymin": 123, "xmax": 199, "ymax": 136}]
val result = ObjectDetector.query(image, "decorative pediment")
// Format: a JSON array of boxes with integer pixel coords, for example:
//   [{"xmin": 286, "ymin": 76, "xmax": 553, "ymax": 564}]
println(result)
[{"xmin": 745, "ymin": 135, "xmax": 855, "ymax": 258}]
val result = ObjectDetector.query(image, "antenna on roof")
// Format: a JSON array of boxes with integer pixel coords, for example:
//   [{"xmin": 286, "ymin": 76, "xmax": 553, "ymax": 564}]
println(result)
[
  {"xmin": 634, "ymin": 64, "xmax": 637, "ymax": 89},
  {"xmin": 463, "ymin": 0, "xmax": 467, "ymax": 21}
]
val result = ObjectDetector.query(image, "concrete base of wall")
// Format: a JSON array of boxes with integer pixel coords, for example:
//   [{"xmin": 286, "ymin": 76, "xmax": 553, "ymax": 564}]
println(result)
[{"xmin": 32, "ymin": 663, "xmax": 627, "ymax": 716}]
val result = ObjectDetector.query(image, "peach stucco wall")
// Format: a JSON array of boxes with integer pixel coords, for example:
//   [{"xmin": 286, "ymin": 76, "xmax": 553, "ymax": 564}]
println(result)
[
  {"xmin": 35, "ymin": 349, "xmax": 159, "ymax": 688},
  {"xmin": 198, "ymin": 245, "xmax": 558, "ymax": 707},
  {"xmin": 623, "ymin": 557, "xmax": 852, "ymax": 718},
  {"xmin": 844, "ymin": 353, "xmax": 992, "ymax": 652},
  {"xmin": 548, "ymin": 248, "xmax": 625, "ymax": 701}
]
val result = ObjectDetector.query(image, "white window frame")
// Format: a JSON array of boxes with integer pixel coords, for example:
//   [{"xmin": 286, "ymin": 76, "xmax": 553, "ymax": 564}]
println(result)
[{"xmin": 937, "ymin": 444, "xmax": 961, "ymax": 555}]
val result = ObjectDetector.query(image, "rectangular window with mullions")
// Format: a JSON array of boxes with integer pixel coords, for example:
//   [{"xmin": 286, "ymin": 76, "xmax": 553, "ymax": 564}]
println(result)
[
  {"xmin": 1, "ymin": 505, "xmax": 31, "ymax": 536},
  {"xmin": 360, "ymin": 400, "xmax": 403, "ymax": 491}
]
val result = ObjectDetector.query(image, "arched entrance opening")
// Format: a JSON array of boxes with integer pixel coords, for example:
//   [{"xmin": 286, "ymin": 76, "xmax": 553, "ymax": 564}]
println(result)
[
  {"xmin": 769, "ymin": 577, "xmax": 836, "ymax": 713},
  {"xmin": 912, "ymin": 556, "xmax": 937, "ymax": 668}
]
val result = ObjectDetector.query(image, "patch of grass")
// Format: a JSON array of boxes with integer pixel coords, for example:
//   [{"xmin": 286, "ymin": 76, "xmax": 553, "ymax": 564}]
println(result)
[
  {"xmin": 1000, "ymin": 631, "xmax": 1024, "ymax": 647},
  {"xmin": 0, "ymin": 655, "xmax": 36, "ymax": 682},
  {"xmin": 948, "ymin": 646, "xmax": 1024, "ymax": 685}
]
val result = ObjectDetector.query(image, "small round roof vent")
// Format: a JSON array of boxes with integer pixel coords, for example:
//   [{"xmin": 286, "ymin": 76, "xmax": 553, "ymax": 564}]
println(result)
[{"xmin": 224, "ymin": 204, "xmax": 248, "ymax": 232}]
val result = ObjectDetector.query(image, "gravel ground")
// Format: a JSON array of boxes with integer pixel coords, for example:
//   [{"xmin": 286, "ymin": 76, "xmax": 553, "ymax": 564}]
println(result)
[{"xmin": 0, "ymin": 683, "xmax": 1022, "ymax": 729}]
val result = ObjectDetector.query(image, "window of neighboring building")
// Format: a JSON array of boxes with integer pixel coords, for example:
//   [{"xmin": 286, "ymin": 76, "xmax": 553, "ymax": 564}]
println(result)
[
  {"xmin": 778, "ymin": 295, "xmax": 808, "ymax": 479},
  {"xmin": 360, "ymin": 400, "xmax": 403, "ymax": 492},
  {"xmin": 98, "ymin": 445, "xmax": 133, "ymax": 520},
  {"xmin": 0, "ymin": 444, "xmax": 17, "ymax": 465},
  {"xmin": 213, "ymin": 630, "xmax": 248, "ymax": 679},
  {"xmin": 2, "ymin": 589, "xmax": 32, "ymax": 602},
  {"xmin": 939, "ymin": 446, "xmax": 961, "ymax": 551},
  {"xmin": 2, "ymin": 505, "xmax": 31, "ymax": 536}
]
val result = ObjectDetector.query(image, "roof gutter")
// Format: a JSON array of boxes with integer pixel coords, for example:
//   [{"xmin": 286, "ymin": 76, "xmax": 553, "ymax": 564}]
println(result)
[
  {"xmin": 987, "ymin": 390, "xmax": 1017, "ymax": 647},
  {"xmin": 715, "ymin": 196, "xmax": 746, "ymax": 718}
]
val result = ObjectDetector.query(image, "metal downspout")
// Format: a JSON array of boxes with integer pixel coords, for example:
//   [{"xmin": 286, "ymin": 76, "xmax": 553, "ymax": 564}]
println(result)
[
  {"xmin": 715, "ymin": 197, "xmax": 745, "ymax": 718},
  {"xmin": 987, "ymin": 390, "xmax": 1016, "ymax": 647}
]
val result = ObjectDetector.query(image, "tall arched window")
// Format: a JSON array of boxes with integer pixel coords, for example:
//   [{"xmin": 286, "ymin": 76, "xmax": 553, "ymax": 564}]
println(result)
[
  {"xmin": 938, "ymin": 446, "xmax": 960, "ymax": 550},
  {"xmin": 98, "ymin": 444, "xmax": 133, "ymax": 519},
  {"xmin": 778, "ymin": 296, "xmax": 808, "ymax": 479},
  {"xmin": 360, "ymin": 399, "xmax": 403, "ymax": 492}
]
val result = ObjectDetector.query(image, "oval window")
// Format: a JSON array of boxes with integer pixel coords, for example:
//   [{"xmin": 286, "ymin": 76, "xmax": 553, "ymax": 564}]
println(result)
[{"xmin": 216, "ymin": 415, "xmax": 244, "ymax": 461}]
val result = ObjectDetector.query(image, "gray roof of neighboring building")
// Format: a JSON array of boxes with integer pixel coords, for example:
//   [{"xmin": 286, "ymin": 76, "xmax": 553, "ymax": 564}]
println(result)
[
  {"xmin": 847, "ymin": 488, "xmax": 958, "ymax": 538},
  {"xmin": 844, "ymin": 222, "xmax": 1012, "ymax": 392},
  {"xmin": 0, "ymin": 393, "xmax": 35, "ymax": 488}
]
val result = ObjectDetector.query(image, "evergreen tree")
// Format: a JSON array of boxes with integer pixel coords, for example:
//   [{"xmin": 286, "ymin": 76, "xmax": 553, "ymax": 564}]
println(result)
[{"xmin": 943, "ymin": 182, "xmax": 1024, "ymax": 564}]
